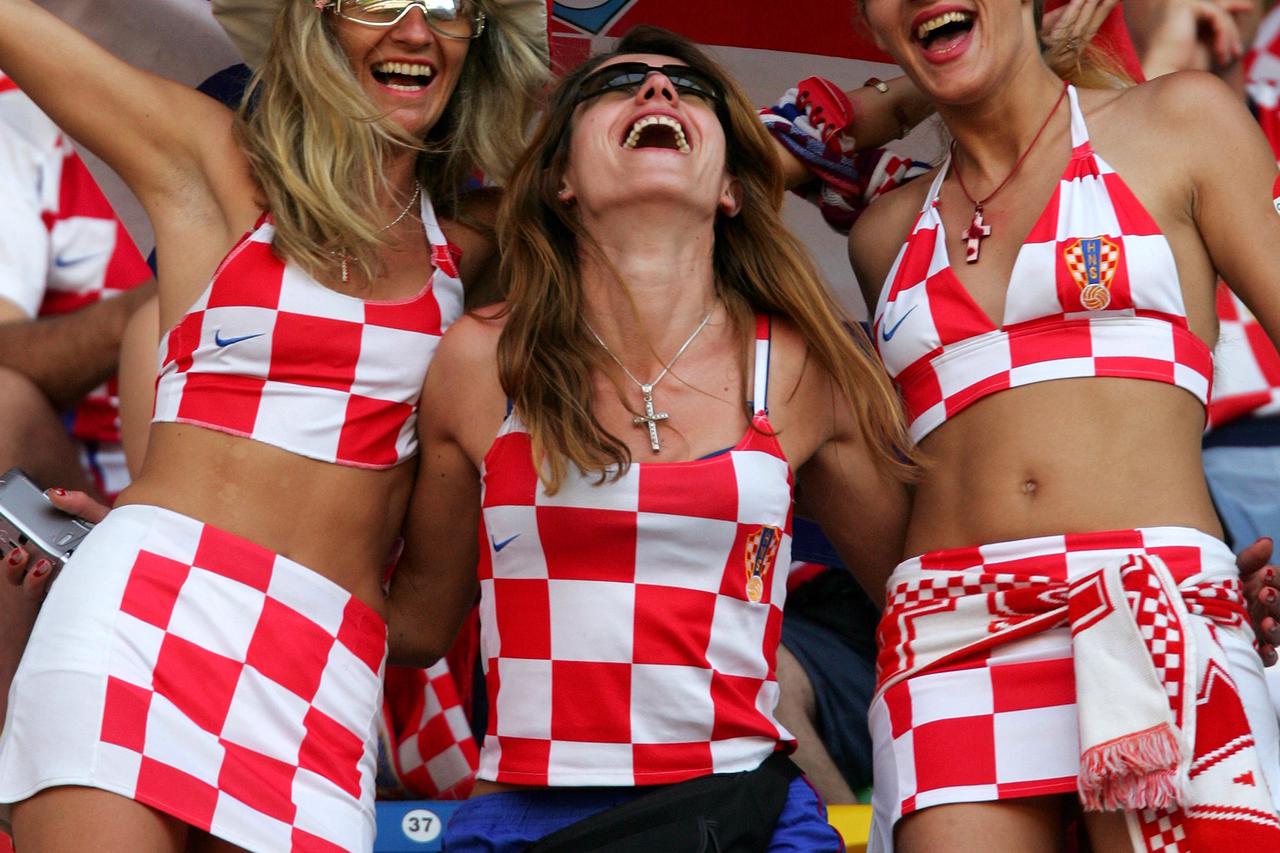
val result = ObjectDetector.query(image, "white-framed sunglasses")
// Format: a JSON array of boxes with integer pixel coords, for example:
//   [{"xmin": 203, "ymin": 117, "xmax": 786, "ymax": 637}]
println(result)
[{"xmin": 331, "ymin": 0, "xmax": 486, "ymax": 39}]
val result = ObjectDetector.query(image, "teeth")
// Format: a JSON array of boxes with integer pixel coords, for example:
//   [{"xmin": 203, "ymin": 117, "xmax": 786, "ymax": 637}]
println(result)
[
  {"xmin": 622, "ymin": 115, "xmax": 691, "ymax": 154},
  {"xmin": 916, "ymin": 10, "xmax": 972, "ymax": 41},
  {"xmin": 372, "ymin": 61, "xmax": 434, "ymax": 85}
]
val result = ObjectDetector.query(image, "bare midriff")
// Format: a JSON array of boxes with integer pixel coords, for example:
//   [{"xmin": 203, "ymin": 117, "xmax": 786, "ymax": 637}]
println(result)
[
  {"xmin": 905, "ymin": 377, "xmax": 1220, "ymax": 558},
  {"xmin": 116, "ymin": 422, "xmax": 413, "ymax": 617}
]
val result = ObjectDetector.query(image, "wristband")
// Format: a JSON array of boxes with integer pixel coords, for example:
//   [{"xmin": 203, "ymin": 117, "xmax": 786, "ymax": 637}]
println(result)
[{"xmin": 862, "ymin": 77, "xmax": 912, "ymax": 139}]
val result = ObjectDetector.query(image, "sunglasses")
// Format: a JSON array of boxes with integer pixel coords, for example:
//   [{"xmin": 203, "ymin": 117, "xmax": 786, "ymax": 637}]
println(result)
[
  {"xmin": 573, "ymin": 62, "xmax": 724, "ymax": 108},
  {"xmin": 331, "ymin": 0, "xmax": 486, "ymax": 39}
]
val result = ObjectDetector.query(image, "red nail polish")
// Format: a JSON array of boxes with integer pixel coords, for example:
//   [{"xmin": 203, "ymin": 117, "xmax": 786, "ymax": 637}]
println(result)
[
  {"xmin": 51, "ymin": 488, "xmax": 67, "ymax": 497},
  {"xmin": 6, "ymin": 550, "xmax": 22, "ymax": 567},
  {"xmin": 31, "ymin": 560, "xmax": 51, "ymax": 578}
]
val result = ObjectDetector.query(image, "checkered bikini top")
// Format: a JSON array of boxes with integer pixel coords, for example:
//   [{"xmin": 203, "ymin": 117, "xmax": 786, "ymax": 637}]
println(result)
[
  {"xmin": 474, "ymin": 314, "xmax": 796, "ymax": 786},
  {"xmin": 153, "ymin": 191, "xmax": 463, "ymax": 468},
  {"xmin": 872, "ymin": 86, "xmax": 1213, "ymax": 443}
]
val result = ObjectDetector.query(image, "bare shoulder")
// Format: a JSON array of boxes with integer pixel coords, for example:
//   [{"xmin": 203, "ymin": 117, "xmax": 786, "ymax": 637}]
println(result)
[
  {"xmin": 1089, "ymin": 73, "xmax": 1254, "ymax": 152},
  {"xmin": 848, "ymin": 172, "xmax": 934, "ymax": 309},
  {"xmin": 434, "ymin": 305, "xmax": 507, "ymax": 369}
]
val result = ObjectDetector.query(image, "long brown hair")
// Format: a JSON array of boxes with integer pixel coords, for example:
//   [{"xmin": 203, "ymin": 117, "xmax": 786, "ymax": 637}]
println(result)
[{"xmin": 496, "ymin": 25, "xmax": 913, "ymax": 494}]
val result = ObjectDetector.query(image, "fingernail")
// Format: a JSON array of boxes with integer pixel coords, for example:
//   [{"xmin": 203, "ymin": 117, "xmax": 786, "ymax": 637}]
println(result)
[
  {"xmin": 6, "ymin": 550, "xmax": 23, "ymax": 567},
  {"xmin": 31, "ymin": 560, "xmax": 51, "ymax": 578},
  {"xmin": 1265, "ymin": 589, "xmax": 1278, "ymax": 604},
  {"xmin": 50, "ymin": 488, "xmax": 67, "ymax": 497}
]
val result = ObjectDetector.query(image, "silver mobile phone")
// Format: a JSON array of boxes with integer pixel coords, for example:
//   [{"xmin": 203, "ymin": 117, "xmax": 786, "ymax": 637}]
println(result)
[{"xmin": 0, "ymin": 468, "xmax": 95, "ymax": 573}]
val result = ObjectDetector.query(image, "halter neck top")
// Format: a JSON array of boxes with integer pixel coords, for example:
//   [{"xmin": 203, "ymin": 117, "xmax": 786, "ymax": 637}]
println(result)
[{"xmin": 872, "ymin": 86, "xmax": 1213, "ymax": 443}]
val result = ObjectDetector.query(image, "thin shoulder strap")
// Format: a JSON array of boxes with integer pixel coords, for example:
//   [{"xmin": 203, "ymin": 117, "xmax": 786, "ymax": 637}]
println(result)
[
  {"xmin": 753, "ymin": 313, "xmax": 772, "ymax": 414},
  {"xmin": 418, "ymin": 187, "xmax": 449, "ymax": 249},
  {"xmin": 922, "ymin": 155, "xmax": 950, "ymax": 210},
  {"xmin": 1065, "ymin": 85, "xmax": 1090, "ymax": 150}
]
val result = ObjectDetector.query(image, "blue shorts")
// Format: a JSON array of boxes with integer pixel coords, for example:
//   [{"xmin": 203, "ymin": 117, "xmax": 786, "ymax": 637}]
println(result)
[{"xmin": 441, "ymin": 775, "xmax": 844, "ymax": 852}]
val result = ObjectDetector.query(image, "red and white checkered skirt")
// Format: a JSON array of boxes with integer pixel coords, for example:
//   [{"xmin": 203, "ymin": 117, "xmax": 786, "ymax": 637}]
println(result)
[
  {"xmin": 0, "ymin": 504, "xmax": 387, "ymax": 852},
  {"xmin": 867, "ymin": 527, "xmax": 1280, "ymax": 852}
]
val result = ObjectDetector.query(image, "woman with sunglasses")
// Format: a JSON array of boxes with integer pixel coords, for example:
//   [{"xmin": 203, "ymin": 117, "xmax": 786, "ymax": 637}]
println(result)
[
  {"xmin": 0, "ymin": 1, "xmax": 545, "ymax": 850},
  {"xmin": 385, "ymin": 25, "xmax": 912, "ymax": 851}
]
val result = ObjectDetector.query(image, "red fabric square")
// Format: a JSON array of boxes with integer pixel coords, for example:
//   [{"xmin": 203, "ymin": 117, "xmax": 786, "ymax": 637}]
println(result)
[
  {"xmin": 632, "ymin": 585, "xmax": 716, "ymax": 665},
  {"xmin": 912, "ymin": 715, "xmax": 997, "ymax": 792},
  {"xmin": 1094, "ymin": 355, "xmax": 1175, "ymax": 384},
  {"xmin": 885, "ymin": 225, "xmax": 938, "ymax": 303},
  {"xmin": 163, "ymin": 310, "xmax": 204, "ymax": 372},
  {"xmin": 100, "ymin": 676, "xmax": 153, "ymax": 752},
  {"xmin": 267, "ymin": 312, "xmax": 362, "ymax": 392},
  {"xmin": 495, "ymin": 736, "xmax": 550, "ymax": 785},
  {"xmin": 217, "ymin": 740, "xmax": 298, "ymax": 824},
  {"xmin": 1148, "ymin": 545, "xmax": 1203, "ymax": 581},
  {"xmin": 928, "ymin": 272, "xmax": 999, "ymax": 343},
  {"xmin": 104, "ymin": 221, "xmax": 151, "ymax": 290},
  {"xmin": 336, "ymin": 598, "xmax": 387, "ymax": 675},
  {"xmin": 1173, "ymin": 326, "xmax": 1214, "ymax": 379},
  {"xmin": 1064, "ymin": 528, "xmax": 1144, "ymax": 553},
  {"xmin": 193, "ymin": 525, "xmax": 276, "ymax": 592},
  {"xmin": 419, "ymin": 713, "xmax": 458, "ymax": 762},
  {"xmin": 364, "ymin": 289, "xmax": 442, "ymax": 334},
  {"xmin": 537, "ymin": 507, "xmax": 637, "ymax": 582},
  {"xmin": 1008, "ymin": 323, "xmax": 1093, "ymax": 367},
  {"xmin": 152, "ymin": 633, "xmax": 243, "ymax": 735},
  {"xmin": 899, "ymin": 356, "xmax": 944, "ymax": 421},
  {"xmin": 491, "ymin": 579, "xmax": 551, "ymax": 659},
  {"xmin": 1023, "ymin": 184, "xmax": 1062, "ymax": 244},
  {"xmin": 1244, "ymin": 322, "xmax": 1280, "ymax": 385},
  {"xmin": 174, "ymin": 372, "xmax": 264, "ymax": 436},
  {"xmin": 119, "ymin": 550, "xmax": 192, "ymax": 630},
  {"xmin": 292, "ymin": 828, "xmax": 349, "ymax": 853},
  {"xmin": 1101, "ymin": 172, "xmax": 1161, "ymax": 236},
  {"xmin": 882, "ymin": 679, "xmax": 915, "ymax": 739},
  {"xmin": 482, "ymin": 433, "xmax": 539, "ymax": 509},
  {"xmin": 945, "ymin": 373, "xmax": 1011, "ymax": 417},
  {"xmin": 990, "ymin": 657, "xmax": 1075, "ymax": 713},
  {"xmin": 709, "ymin": 673, "xmax": 769, "ymax": 740},
  {"xmin": 920, "ymin": 546, "xmax": 983, "ymax": 572},
  {"xmin": 245, "ymin": 598, "xmax": 335, "ymax": 702},
  {"xmin": 134, "ymin": 757, "xmax": 220, "ymax": 832},
  {"xmin": 633, "ymin": 742, "xmax": 714, "ymax": 783},
  {"xmin": 336, "ymin": 395, "xmax": 412, "ymax": 467},
  {"xmin": 205, "ymin": 241, "xmax": 284, "ymax": 309},
  {"xmin": 638, "ymin": 456, "xmax": 737, "ymax": 521},
  {"xmin": 550, "ymin": 660, "xmax": 632, "ymax": 743},
  {"xmin": 299, "ymin": 706, "xmax": 365, "ymax": 798}
]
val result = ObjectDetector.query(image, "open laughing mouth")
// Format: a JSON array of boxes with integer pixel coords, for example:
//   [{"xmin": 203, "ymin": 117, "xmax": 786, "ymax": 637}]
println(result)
[
  {"xmin": 913, "ymin": 9, "xmax": 976, "ymax": 60},
  {"xmin": 371, "ymin": 61, "xmax": 435, "ymax": 92},
  {"xmin": 621, "ymin": 114, "xmax": 691, "ymax": 154}
]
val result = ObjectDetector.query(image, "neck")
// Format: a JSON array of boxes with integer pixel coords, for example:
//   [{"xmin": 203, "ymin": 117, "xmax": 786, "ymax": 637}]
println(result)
[
  {"xmin": 380, "ymin": 150, "xmax": 421, "ymax": 220},
  {"xmin": 578, "ymin": 205, "xmax": 720, "ymax": 371},
  {"xmin": 938, "ymin": 62, "xmax": 1067, "ymax": 189}
]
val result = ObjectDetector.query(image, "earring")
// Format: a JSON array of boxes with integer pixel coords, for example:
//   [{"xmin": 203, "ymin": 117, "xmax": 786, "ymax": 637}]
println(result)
[{"xmin": 556, "ymin": 187, "xmax": 573, "ymax": 205}]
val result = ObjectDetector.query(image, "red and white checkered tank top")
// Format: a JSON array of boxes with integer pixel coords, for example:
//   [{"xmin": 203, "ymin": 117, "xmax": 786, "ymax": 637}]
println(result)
[
  {"xmin": 872, "ymin": 86, "xmax": 1213, "ymax": 443},
  {"xmin": 153, "ymin": 191, "xmax": 463, "ymax": 468},
  {"xmin": 475, "ymin": 314, "xmax": 796, "ymax": 786}
]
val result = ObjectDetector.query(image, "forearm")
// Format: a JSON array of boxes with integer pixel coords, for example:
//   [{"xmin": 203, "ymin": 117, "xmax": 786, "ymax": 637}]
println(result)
[{"xmin": 0, "ymin": 280, "xmax": 156, "ymax": 411}]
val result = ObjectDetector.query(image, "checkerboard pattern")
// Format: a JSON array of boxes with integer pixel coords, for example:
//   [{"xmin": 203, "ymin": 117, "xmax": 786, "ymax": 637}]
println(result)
[
  {"xmin": 1246, "ymin": 5, "xmax": 1280, "ymax": 86},
  {"xmin": 0, "ymin": 80, "xmax": 151, "ymax": 445},
  {"xmin": 475, "ymin": 318, "xmax": 795, "ymax": 786},
  {"xmin": 871, "ymin": 86, "xmax": 1213, "ymax": 443},
  {"xmin": 869, "ymin": 527, "xmax": 1252, "ymax": 841},
  {"xmin": 153, "ymin": 192, "xmax": 464, "ymax": 469},
  {"xmin": 1209, "ymin": 268, "xmax": 1280, "ymax": 431},
  {"xmin": 94, "ymin": 508, "xmax": 387, "ymax": 851},
  {"xmin": 379, "ymin": 661, "xmax": 478, "ymax": 800}
]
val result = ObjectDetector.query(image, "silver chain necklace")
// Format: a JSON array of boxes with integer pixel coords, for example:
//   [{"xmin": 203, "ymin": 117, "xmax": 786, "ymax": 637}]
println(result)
[
  {"xmin": 333, "ymin": 183, "xmax": 422, "ymax": 284},
  {"xmin": 584, "ymin": 308, "xmax": 715, "ymax": 453}
]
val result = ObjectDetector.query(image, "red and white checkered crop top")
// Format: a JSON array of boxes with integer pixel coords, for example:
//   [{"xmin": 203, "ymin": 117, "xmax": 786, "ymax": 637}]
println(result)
[
  {"xmin": 872, "ymin": 86, "xmax": 1213, "ymax": 443},
  {"xmin": 474, "ymin": 314, "xmax": 796, "ymax": 786},
  {"xmin": 153, "ymin": 191, "xmax": 464, "ymax": 468}
]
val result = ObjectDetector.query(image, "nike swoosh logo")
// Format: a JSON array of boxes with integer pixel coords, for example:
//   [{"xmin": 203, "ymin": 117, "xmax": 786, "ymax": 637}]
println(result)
[
  {"xmin": 53, "ymin": 251, "xmax": 104, "ymax": 268},
  {"xmin": 214, "ymin": 330, "xmax": 266, "ymax": 347},
  {"xmin": 880, "ymin": 306, "xmax": 917, "ymax": 342},
  {"xmin": 491, "ymin": 534, "xmax": 520, "ymax": 553}
]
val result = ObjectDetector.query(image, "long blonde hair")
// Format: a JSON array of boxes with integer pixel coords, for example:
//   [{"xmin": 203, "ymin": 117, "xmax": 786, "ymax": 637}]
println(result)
[
  {"xmin": 236, "ymin": 0, "xmax": 549, "ymax": 281},
  {"xmin": 496, "ymin": 26, "xmax": 914, "ymax": 494}
]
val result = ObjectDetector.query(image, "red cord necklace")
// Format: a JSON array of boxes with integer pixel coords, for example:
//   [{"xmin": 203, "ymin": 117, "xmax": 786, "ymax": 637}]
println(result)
[{"xmin": 952, "ymin": 82, "xmax": 1069, "ymax": 264}]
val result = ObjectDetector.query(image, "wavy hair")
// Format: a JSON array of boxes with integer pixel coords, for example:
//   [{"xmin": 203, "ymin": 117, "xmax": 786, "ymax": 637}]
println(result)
[
  {"xmin": 496, "ymin": 25, "xmax": 914, "ymax": 494},
  {"xmin": 236, "ymin": 0, "xmax": 549, "ymax": 281}
]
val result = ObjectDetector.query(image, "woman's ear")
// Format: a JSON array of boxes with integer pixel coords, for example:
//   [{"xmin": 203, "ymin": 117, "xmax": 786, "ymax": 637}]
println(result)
[{"xmin": 718, "ymin": 176, "xmax": 743, "ymax": 218}]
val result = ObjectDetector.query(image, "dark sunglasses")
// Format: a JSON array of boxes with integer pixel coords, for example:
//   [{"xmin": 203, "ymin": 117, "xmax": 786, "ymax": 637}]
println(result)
[{"xmin": 573, "ymin": 62, "xmax": 724, "ymax": 107}]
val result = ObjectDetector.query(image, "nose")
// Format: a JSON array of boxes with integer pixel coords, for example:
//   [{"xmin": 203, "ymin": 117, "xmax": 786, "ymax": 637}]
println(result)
[
  {"xmin": 389, "ymin": 5, "xmax": 435, "ymax": 44},
  {"xmin": 635, "ymin": 72, "xmax": 679, "ymax": 106}
]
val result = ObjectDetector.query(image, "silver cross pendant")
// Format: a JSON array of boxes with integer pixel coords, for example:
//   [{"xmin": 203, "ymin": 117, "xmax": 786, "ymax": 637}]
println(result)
[{"xmin": 632, "ymin": 384, "xmax": 670, "ymax": 452}]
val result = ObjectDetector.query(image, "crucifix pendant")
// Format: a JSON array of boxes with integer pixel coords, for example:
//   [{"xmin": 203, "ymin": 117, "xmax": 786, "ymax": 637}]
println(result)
[
  {"xmin": 963, "ymin": 204, "xmax": 992, "ymax": 264},
  {"xmin": 632, "ymin": 384, "xmax": 670, "ymax": 453}
]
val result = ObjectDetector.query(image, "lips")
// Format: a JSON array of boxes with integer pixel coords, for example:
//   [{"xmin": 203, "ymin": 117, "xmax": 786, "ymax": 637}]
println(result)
[
  {"xmin": 371, "ymin": 60, "xmax": 435, "ymax": 92},
  {"xmin": 910, "ymin": 6, "xmax": 976, "ymax": 64}
]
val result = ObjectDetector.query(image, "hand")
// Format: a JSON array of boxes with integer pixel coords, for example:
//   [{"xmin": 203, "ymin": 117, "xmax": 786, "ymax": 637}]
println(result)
[
  {"xmin": 1238, "ymin": 536, "xmax": 1280, "ymax": 666},
  {"xmin": 1140, "ymin": 0, "xmax": 1253, "ymax": 78},
  {"xmin": 1041, "ymin": 0, "xmax": 1123, "ymax": 68},
  {"xmin": 2, "ymin": 487, "xmax": 108, "ymax": 603}
]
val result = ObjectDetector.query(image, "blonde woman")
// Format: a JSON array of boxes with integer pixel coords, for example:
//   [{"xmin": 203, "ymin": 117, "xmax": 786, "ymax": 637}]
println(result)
[
  {"xmin": 0, "ymin": 1, "xmax": 545, "ymax": 850},
  {"xmin": 387, "ymin": 26, "xmax": 912, "ymax": 851}
]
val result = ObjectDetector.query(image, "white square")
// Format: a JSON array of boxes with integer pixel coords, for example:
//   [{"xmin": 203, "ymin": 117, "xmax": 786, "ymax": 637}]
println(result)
[
  {"xmin": 877, "ymin": 287, "xmax": 942, "ymax": 377},
  {"xmin": 630, "ymin": 664, "xmax": 714, "ymax": 743},
  {"xmin": 733, "ymin": 451, "xmax": 792, "ymax": 524},
  {"xmin": 634, "ymin": 513, "xmax": 737, "ymax": 593},
  {"xmin": 310, "ymin": 641, "xmax": 383, "ymax": 734},
  {"xmin": 1090, "ymin": 320, "xmax": 1174, "ymax": 360},
  {"xmin": 910, "ymin": 402, "xmax": 947, "ymax": 441},
  {"xmin": 868, "ymin": 699, "xmax": 913, "ymax": 804},
  {"xmin": 210, "ymin": 793, "xmax": 293, "ymax": 852},
  {"xmin": 292, "ymin": 767, "xmax": 374, "ymax": 852},
  {"xmin": 1003, "ymin": 242, "xmax": 1059, "ymax": 324},
  {"xmin": 1010, "ymin": 357, "xmax": 1096, "ymax": 387},
  {"xmin": 151, "ymin": 371, "xmax": 186, "ymax": 422},
  {"xmin": 220, "ymin": 666, "xmax": 310, "ymax": 764},
  {"xmin": 994, "ymin": 705, "xmax": 1078, "ymax": 783},
  {"xmin": 537, "ymin": 460, "xmax": 639, "ymax": 511},
  {"xmin": 705, "ymin": 597, "xmax": 770, "ymax": 678},
  {"xmin": 94, "ymin": 741, "xmax": 144, "ymax": 796},
  {"xmin": 424, "ymin": 743, "xmax": 474, "ymax": 793},
  {"xmin": 1174, "ymin": 362, "xmax": 1210, "ymax": 401},
  {"xmin": 266, "ymin": 566, "xmax": 346, "ymax": 637},
  {"xmin": 47, "ymin": 215, "xmax": 116, "ymax": 293},
  {"xmin": 253, "ymin": 382, "xmax": 346, "ymax": 461},
  {"xmin": 934, "ymin": 334, "xmax": 1010, "ymax": 397},
  {"xmin": 1057, "ymin": 180, "xmax": 1121, "ymax": 240},
  {"xmin": 477, "ymin": 578, "xmax": 500, "ymax": 658},
  {"xmin": 432, "ymin": 273, "xmax": 465, "ymax": 330},
  {"xmin": 277, "ymin": 267, "xmax": 366, "ymax": 322},
  {"xmin": 708, "ymin": 736, "xmax": 768, "ymax": 773},
  {"xmin": 914, "ymin": 783, "xmax": 1000, "ymax": 811},
  {"xmin": 1124, "ymin": 235, "xmax": 1183, "ymax": 314},
  {"xmin": 444, "ymin": 705, "xmax": 471, "ymax": 742},
  {"xmin": 350, "ymin": 324, "xmax": 436, "ymax": 400},
  {"xmin": 143, "ymin": 693, "xmax": 227, "ymax": 786},
  {"xmin": 166, "ymin": 568, "xmax": 266, "ymax": 662},
  {"xmin": 549, "ymin": 580, "xmax": 634, "ymax": 663},
  {"xmin": 492, "ymin": 658, "xmax": 552, "ymax": 738},
  {"xmin": 108, "ymin": 613, "xmax": 167, "ymax": 690},
  {"xmin": 200, "ymin": 306, "xmax": 279, "ymax": 379},
  {"xmin": 482, "ymin": 506, "xmax": 549, "ymax": 579},
  {"xmin": 906, "ymin": 667, "xmax": 995, "ymax": 726},
  {"xmin": 980, "ymin": 534, "xmax": 1066, "ymax": 566},
  {"xmin": 547, "ymin": 740, "xmax": 633, "ymax": 785},
  {"xmin": 756, "ymin": 680, "xmax": 783, "ymax": 735}
]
